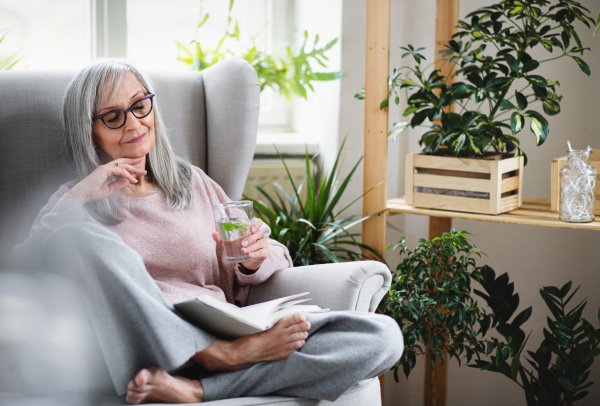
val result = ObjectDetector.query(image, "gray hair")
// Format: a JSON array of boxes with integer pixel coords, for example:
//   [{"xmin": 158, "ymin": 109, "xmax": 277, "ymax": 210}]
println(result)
[{"xmin": 63, "ymin": 59, "xmax": 193, "ymax": 224}]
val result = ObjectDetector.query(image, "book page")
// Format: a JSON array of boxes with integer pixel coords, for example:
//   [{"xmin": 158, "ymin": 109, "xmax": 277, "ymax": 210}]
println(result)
[
  {"xmin": 175, "ymin": 292, "xmax": 325, "ymax": 339},
  {"xmin": 239, "ymin": 292, "xmax": 311, "ymax": 326},
  {"xmin": 175, "ymin": 295, "xmax": 266, "ymax": 339},
  {"xmin": 266, "ymin": 305, "xmax": 327, "ymax": 326}
]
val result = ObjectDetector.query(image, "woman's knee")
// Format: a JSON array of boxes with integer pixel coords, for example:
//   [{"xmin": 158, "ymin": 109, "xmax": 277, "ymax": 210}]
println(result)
[
  {"xmin": 43, "ymin": 222, "xmax": 129, "ymax": 277},
  {"xmin": 370, "ymin": 314, "xmax": 404, "ymax": 363},
  {"xmin": 48, "ymin": 222, "xmax": 115, "ymax": 248}
]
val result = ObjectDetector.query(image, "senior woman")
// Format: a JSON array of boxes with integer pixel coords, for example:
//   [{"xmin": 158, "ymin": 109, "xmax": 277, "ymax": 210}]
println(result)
[{"xmin": 13, "ymin": 59, "xmax": 402, "ymax": 404}]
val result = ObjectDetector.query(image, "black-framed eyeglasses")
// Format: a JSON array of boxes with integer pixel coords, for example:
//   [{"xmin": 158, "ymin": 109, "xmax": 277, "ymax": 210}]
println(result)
[{"xmin": 92, "ymin": 93, "xmax": 155, "ymax": 129}]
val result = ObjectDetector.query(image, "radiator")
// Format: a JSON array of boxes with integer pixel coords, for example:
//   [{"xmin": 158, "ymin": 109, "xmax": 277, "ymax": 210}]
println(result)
[{"xmin": 243, "ymin": 159, "xmax": 311, "ymax": 208}]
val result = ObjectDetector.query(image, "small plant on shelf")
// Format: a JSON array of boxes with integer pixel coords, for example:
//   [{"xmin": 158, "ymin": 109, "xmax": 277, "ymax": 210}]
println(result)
[{"xmin": 357, "ymin": 0, "xmax": 596, "ymax": 160}]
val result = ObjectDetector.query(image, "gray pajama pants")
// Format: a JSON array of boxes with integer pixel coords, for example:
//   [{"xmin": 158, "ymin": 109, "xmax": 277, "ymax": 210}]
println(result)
[{"xmin": 43, "ymin": 222, "xmax": 402, "ymax": 402}]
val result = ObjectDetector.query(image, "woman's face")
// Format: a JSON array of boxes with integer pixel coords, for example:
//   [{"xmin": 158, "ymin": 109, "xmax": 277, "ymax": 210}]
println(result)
[{"xmin": 92, "ymin": 73, "xmax": 155, "ymax": 164}]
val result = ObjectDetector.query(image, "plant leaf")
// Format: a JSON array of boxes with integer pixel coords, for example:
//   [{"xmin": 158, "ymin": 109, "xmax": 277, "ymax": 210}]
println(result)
[
  {"xmin": 500, "ymin": 100, "xmax": 516, "ymax": 111},
  {"xmin": 525, "ymin": 110, "xmax": 549, "ymax": 146},
  {"xmin": 504, "ymin": 54, "xmax": 519, "ymax": 72},
  {"xmin": 388, "ymin": 121, "xmax": 410, "ymax": 142},
  {"xmin": 572, "ymin": 56, "xmax": 591, "ymax": 76},
  {"xmin": 515, "ymin": 91, "xmax": 528, "ymax": 110},
  {"xmin": 510, "ymin": 112, "xmax": 524, "ymax": 135},
  {"xmin": 451, "ymin": 134, "xmax": 466, "ymax": 155}
]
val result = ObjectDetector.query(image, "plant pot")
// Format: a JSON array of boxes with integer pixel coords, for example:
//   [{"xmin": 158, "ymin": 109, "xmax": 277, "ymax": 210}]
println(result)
[{"xmin": 405, "ymin": 153, "xmax": 524, "ymax": 214}]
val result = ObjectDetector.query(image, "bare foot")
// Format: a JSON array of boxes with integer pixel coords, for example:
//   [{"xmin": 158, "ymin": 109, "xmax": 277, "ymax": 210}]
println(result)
[
  {"xmin": 193, "ymin": 312, "xmax": 311, "ymax": 371},
  {"xmin": 126, "ymin": 367, "xmax": 204, "ymax": 404}
]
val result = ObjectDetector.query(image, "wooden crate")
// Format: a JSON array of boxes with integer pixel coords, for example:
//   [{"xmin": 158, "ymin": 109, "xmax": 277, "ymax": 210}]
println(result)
[
  {"xmin": 550, "ymin": 150, "xmax": 600, "ymax": 215},
  {"xmin": 405, "ymin": 153, "xmax": 524, "ymax": 215}
]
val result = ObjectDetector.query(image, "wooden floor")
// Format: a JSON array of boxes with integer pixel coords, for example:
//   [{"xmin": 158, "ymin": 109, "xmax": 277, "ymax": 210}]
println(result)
[{"xmin": 386, "ymin": 198, "xmax": 600, "ymax": 231}]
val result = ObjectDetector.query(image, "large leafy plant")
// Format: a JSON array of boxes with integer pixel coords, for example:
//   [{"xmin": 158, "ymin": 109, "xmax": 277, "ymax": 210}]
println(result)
[
  {"xmin": 244, "ymin": 141, "xmax": 381, "ymax": 266},
  {"xmin": 383, "ymin": 229, "xmax": 600, "ymax": 405},
  {"xmin": 382, "ymin": 229, "xmax": 492, "ymax": 380},
  {"xmin": 364, "ymin": 0, "xmax": 596, "ymax": 159},
  {"xmin": 472, "ymin": 268, "xmax": 600, "ymax": 406},
  {"xmin": 177, "ymin": 0, "xmax": 342, "ymax": 100}
]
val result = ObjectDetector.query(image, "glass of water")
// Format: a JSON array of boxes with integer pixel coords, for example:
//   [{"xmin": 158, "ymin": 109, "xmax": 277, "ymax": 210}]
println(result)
[{"xmin": 213, "ymin": 201, "xmax": 254, "ymax": 263}]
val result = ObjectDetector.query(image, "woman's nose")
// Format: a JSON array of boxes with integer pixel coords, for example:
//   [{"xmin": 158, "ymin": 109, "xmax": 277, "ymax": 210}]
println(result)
[{"xmin": 124, "ymin": 112, "xmax": 143, "ymax": 130}]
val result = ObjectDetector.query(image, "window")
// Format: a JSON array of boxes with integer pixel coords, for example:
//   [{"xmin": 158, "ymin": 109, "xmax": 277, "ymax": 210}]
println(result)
[
  {"xmin": 0, "ymin": 0, "xmax": 90, "ymax": 69},
  {"xmin": 0, "ymin": 0, "xmax": 341, "ymax": 155}
]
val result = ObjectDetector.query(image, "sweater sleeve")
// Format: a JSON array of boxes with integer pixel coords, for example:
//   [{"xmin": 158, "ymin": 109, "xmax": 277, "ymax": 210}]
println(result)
[
  {"xmin": 12, "ymin": 182, "xmax": 93, "ymax": 267},
  {"xmin": 234, "ymin": 227, "xmax": 293, "ymax": 286}
]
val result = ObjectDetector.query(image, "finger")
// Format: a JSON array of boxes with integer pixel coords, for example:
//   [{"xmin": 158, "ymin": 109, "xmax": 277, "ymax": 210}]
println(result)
[
  {"xmin": 250, "ymin": 218, "xmax": 264, "ymax": 233},
  {"xmin": 244, "ymin": 245, "xmax": 268, "ymax": 260},
  {"xmin": 110, "ymin": 157, "xmax": 144, "ymax": 166},
  {"xmin": 106, "ymin": 162, "xmax": 145, "ymax": 176},
  {"xmin": 107, "ymin": 177, "xmax": 130, "ymax": 194},
  {"xmin": 212, "ymin": 231, "xmax": 222, "ymax": 243},
  {"xmin": 242, "ymin": 231, "xmax": 265, "ymax": 249},
  {"xmin": 110, "ymin": 167, "xmax": 141, "ymax": 184},
  {"xmin": 115, "ymin": 163, "xmax": 147, "ymax": 176}
]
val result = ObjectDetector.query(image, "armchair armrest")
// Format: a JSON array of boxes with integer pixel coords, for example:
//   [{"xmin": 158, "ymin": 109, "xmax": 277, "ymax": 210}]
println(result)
[{"xmin": 246, "ymin": 261, "xmax": 392, "ymax": 313}]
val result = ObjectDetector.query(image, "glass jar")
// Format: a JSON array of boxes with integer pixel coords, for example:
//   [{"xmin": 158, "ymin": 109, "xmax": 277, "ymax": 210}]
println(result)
[{"xmin": 559, "ymin": 150, "xmax": 596, "ymax": 222}]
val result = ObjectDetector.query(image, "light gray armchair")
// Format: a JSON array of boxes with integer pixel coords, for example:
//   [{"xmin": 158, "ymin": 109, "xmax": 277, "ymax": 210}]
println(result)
[{"xmin": 0, "ymin": 58, "xmax": 392, "ymax": 406}]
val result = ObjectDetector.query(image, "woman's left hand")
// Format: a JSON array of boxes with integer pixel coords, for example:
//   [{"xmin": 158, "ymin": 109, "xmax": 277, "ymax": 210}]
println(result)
[{"xmin": 212, "ymin": 218, "xmax": 270, "ymax": 271}]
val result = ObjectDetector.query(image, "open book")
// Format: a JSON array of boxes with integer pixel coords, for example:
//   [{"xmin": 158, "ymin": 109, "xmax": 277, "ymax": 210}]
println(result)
[{"xmin": 174, "ymin": 292, "xmax": 327, "ymax": 339}]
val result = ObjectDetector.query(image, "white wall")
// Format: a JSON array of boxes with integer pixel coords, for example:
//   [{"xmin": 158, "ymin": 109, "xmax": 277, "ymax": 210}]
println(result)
[{"xmin": 337, "ymin": 1, "xmax": 600, "ymax": 405}]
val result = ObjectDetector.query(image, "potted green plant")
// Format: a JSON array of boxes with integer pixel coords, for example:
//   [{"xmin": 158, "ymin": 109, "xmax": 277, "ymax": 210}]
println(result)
[
  {"xmin": 177, "ymin": 0, "xmax": 342, "ymax": 101},
  {"xmin": 358, "ymin": 0, "xmax": 596, "ymax": 214},
  {"xmin": 471, "ymin": 267, "xmax": 600, "ymax": 406},
  {"xmin": 244, "ymin": 140, "xmax": 382, "ymax": 266},
  {"xmin": 383, "ymin": 230, "xmax": 600, "ymax": 405},
  {"xmin": 382, "ymin": 229, "xmax": 492, "ymax": 381}
]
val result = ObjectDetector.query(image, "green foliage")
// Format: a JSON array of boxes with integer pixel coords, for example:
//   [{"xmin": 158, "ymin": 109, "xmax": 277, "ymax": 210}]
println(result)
[
  {"xmin": 382, "ymin": 230, "xmax": 600, "ymax": 404},
  {"xmin": 0, "ymin": 30, "xmax": 22, "ymax": 70},
  {"xmin": 359, "ymin": 0, "xmax": 595, "ymax": 159},
  {"xmin": 381, "ymin": 229, "xmax": 493, "ymax": 381},
  {"xmin": 595, "ymin": 10, "xmax": 600, "ymax": 36},
  {"xmin": 472, "ymin": 268, "xmax": 600, "ymax": 406},
  {"xmin": 219, "ymin": 219, "xmax": 250, "ymax": 232},
  {"xmin": 176, "ymin": 0, "xmax": 342, "ymax": 100},
  {"xmin": 243, "ymin": 139, "xmax": 383, "ymax": 267}
]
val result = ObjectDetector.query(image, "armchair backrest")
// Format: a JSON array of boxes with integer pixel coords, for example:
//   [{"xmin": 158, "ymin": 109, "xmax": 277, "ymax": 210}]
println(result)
[{"xmin": 0, "ymin": 58, "xmax": 260, "ymax": 264}]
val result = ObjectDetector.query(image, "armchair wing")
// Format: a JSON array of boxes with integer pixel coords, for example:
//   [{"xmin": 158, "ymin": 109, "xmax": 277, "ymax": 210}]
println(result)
[{"xmin": 246, "ymin": 260, "xmax": 392, "ymax": 313}]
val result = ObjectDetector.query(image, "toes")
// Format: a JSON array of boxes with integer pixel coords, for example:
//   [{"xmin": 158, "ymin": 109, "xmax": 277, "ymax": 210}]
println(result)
[
  {"xmin": 126, "ymin": 391, "xmax": 143, "ymax": 405},
  {"xmin": 282, "ymin": 312, "xmax": 305, "ymax": 326},
  {"xmin": 287, "ymin": 331, "xmax": 308, "ymax": 343},
  {"xmin": 134, "ymin": 368, "xmax": 151, "ymax": 386},
  {"xmin": 285, "ymin": 319, "xmax": 311, "ymax": 334}
]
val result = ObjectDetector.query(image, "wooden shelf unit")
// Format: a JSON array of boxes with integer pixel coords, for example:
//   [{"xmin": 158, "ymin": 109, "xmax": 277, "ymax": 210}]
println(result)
[{"xmin": 386, "ymin": 198, "xmax": 600, "ymax": 231}]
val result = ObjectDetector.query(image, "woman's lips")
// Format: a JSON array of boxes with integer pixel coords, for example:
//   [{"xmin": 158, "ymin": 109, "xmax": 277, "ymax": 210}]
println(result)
[{"xmin": 126, "ymin": 133, "xmax": 145, "ymax": 144}]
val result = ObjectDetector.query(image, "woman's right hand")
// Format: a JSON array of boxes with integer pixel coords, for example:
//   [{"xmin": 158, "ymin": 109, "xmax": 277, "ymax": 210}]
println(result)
[{"xmin": 68, "ymin": 157, "xmax": 147, "ymax": 205}]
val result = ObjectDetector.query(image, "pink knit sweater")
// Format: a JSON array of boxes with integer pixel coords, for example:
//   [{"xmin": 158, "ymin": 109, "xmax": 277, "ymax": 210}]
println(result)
[{"xmin": 14, "ymin": 167, "xmax": 293, "ymax": 306}]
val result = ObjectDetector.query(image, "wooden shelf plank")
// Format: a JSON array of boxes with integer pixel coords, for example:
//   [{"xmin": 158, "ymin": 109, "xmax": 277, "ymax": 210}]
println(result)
[{"xmin": 387, "ymin": 197, "xmax": 600, "ymax": 231}]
